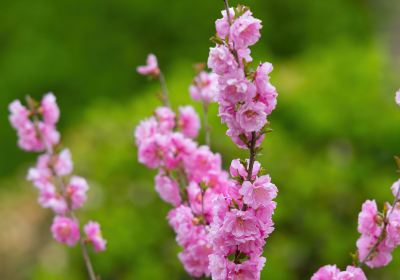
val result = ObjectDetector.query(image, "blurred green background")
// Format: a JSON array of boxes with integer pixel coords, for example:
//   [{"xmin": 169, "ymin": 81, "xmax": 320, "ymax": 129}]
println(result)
[{"xmin": 1, "ymin": 0, "xmax": 400, "ymax": 279}]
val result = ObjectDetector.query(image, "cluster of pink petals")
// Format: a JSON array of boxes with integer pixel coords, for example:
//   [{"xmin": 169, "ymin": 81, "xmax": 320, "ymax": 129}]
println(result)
[
  {"xmin": 9, "ymin": 93, "xmax": 60, "ymax": 151},
  {"xmin": 135, "ymin": 103, "xmax": 232, "ymax": 277},
  {"xmin": 137, "ymin": 54, "xmax": 160, "ymax": 77},
  {"xmin": 84, "ymin": 221, "xmax": 107, "ymax": 252},
  {"xmin": 396, "ymin": 89, "xmax": 400, "ymax": 106},
  {"xmin": 208, "ymin": 7, "xmax": 278, "ymax": 148},
  {"xmin": 355, "ymin": 179, "xmax": 400, "ymax": 268},
  {"xmin": 9, "ymin": 94, "xmax": 106, "ymax": 252},
  {"xmin": 204, "ymin": 5, "xmax": 279, "ymax": 279},
  {"xmin": 189, "ymin": 71, "xmax": 219, "ymax": 104},
  {"xmin": 208, "ymin": 159, "xmax": 277, "ymax": 279},
  {"xmin": 311, "ymin": 265, "xmax": 367, "ymax": 280}
]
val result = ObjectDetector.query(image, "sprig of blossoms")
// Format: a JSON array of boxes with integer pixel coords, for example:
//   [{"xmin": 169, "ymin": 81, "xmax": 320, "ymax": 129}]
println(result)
[
  {"xmin": 311, "ymin": 90, "xmax": 400, "ymax": 279},
  {"xmin": 206, "ymin": 2, "xmax": 278, "ymax": 279},
  {"xmin": 9, "ymin": 93, "xmax": 106, "ymax": 280},
  {"xmin": 136, "ymin": 54, "xmax": 232, "ymax": 278}
]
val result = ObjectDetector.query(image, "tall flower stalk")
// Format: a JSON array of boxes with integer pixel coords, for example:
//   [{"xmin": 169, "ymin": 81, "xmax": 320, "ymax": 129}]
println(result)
[
  {"xmin": 8, "ymin": 93, "xmax": 106, "ymax": 280},
  {"xmin": 135, "ymin": 1, "xmax": 279, "ymax": 279}
]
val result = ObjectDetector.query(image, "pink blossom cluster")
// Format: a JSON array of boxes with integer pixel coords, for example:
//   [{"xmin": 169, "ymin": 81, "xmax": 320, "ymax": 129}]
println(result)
[
  {"xmin": 189, "ymin": 71, "xmax": 219, "ymax": 104},
  {"xmin": 207, "ymin": 6, "xmax": 278, "ymax": 148},
  {"xmin": 355, "ymin": 179, "xmax": 400, "ymax": 268},
  {"xmin": 311, "ymin": 265, "xmax": 366, "ymax": 280},
  {"xmin": 204, "ymin": 5, "xmax": 278, "ymax": 279},
  {"xmin": 9, "ymin": 93, "xmax": 106, "ymax": 252},
  {"xmin": 135, "ymin": 103, "xmax": 232, "ymax": 277}
]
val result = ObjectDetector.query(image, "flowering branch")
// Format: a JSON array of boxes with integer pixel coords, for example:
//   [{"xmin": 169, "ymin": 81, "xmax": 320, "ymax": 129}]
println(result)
[
  {"xmin": 9, "ymin": 93, "xmax": 106, "ymax": 280},
  {"xmin": 310, "ymin": 90, "xmax": 400, "ymax": 279}
]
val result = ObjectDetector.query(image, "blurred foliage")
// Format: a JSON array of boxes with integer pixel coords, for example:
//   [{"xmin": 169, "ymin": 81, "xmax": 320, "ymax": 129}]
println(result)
[{"xmin": 1, "ymin": 0, "xmax": 400, "ymax": 279}]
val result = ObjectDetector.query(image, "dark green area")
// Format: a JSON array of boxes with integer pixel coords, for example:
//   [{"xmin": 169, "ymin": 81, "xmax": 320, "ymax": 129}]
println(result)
[{"xmin": 1, "ymin": 0, "xmax": 400, "ymax": 279}]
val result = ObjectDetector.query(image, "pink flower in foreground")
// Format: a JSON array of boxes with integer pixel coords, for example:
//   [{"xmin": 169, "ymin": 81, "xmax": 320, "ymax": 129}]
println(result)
[
  {"xmin": 236, "ymin": 101, "xmax": 267, "ymax": 132},
  {"xmin": 219, "ymin": 70, "xmax": 256, "ymax": 105},
  {"xmin": 230, "ymin": 10, "xmax": 262, "ymax": 49},
  {"xmin": 215, "ymin": 8, "xmax": 234, "ymax": 39},
  {"xmin": 155, "ymin": 106, "xmax": 175, "ymax": 133},
  {"xmin": 255, "ymin": 62, "xmax": 278, "ymax": 115},
  {"xmin": 9, "ymin": 100, "xmax": 30, "ymax": 130},
  {"xmin": 356, "ymin": 234, "xmax": 392, "ymax": 268},
  {"xmin": 51, "ymin": 216, "xmax": 80, "ymax": 246},
  {"xmin": 230, "ymin": 159, "xmax": 261, "ymax": 181},
  {"xmin": 155, "ymin": 171, "xmax": 181, "ymax": 206},
  {"xmin": 178, "ymin": 106, "xmax": 200, "ymax": 138},
  {"xmin": 357, "ymin": 200, "xmax": 380, "ymax": 236},
  {"xmin": 137, "ymin": 54, "xmax": 160, "ymax": 76},
  {"xmin": 84, "ymin": 221, "xmax": 107, "ymax": 252},
  {"xmin": 54, "ymin": 148, "xmax": 73, "ymax": 176},
  {"xmin": 67, "ymin": 176, "xmax": 89, "ymax": 209},
  {"xmin": 391, "ymin": 179, "xmax": 400, "ymax": 199},
  {"xmin": 41, "ymin": 93, "xmax": 60, "ymax": 125},
  {"xmin": 134, "ymin": 117, "xmax": 158, "ymax": 146},
  {"xmin": 240, "ymin": 175, "xmax": 277, "ymax": 209},
  {"xmin": 311, "ymin": 265, "xmax": 366, "ymax": 280},
  {"xmin": 208, "ymin": 45, "xmax": 238, "ymax": 75}
]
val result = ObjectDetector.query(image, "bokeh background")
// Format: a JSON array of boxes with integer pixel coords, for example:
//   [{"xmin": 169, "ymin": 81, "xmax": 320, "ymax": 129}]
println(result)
[{"xmin": 1, "ymin": 0, "xmax": 400, "ymax": 279}]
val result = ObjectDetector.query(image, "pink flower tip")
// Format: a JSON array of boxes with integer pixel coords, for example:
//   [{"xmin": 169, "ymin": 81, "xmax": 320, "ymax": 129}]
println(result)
[
  {"xmin": 84, "ymin": 221, "xmax": 107, "ymax": 252},
  {"xmin": 137, "ymin": 54, "xmax": 160, "ymax": 77}
]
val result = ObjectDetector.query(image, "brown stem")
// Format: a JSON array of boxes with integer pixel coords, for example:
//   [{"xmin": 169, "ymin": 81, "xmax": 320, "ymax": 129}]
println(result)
[
  {"xmin": 246, "ymin": 132, "xmax": 257, "ymax": 182},
  {"xmin": 223, "ymin": 0, "xmax": 232, "ymax": 25},
  {"xmin": 158, "ymin": 72, "xmax": 170, "ymax": 108},
  {"xmin": 79, "ymin": 238, "xmax": 97, "ymax": 280}
]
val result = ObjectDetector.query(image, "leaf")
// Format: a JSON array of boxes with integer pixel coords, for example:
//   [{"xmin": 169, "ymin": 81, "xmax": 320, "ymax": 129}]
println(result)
[{"xmin": 210, "ymin": 35, "xmax": 224, "ymax": 45}]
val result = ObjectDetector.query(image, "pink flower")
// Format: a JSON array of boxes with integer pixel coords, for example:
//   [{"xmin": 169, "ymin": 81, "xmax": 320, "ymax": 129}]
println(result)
[
  {"xmin": 230, "ymin": 159, "xmax": 261, "ymax": 180},
  {"xmin": 54, "ymin": 149, "xmax": 73, "ymax": 176},
  {"xmin": 221, "ymin": 209, "xmax": 260, "ymax": 239},
  {"xmin": 357, "ymin": 200, "xmax": 380, "ymax": 236},
  {"xmin": 311, "ymin": 265, "xmax": 367, "ymax": 280},
  {"xmin": 386, "ymin": 207, "xmax": 400, "ymax": 248},
  {"xmin": 227, "ymin": 256, "xmax": 266, "ymax": 280},
  {"xmin": 51, "ymin": 216, "xmax": 80, "ymax": 246},
  {"xmin": 208, "ymin": 254, "xmax": 228, "ymax": 280},
  {"xmin": 189, "ymin": 71, "xmax": 219, "ymax": 103},
  {"xmin": 155, "ymin": 171, "xmax": 181, "ymax": 206},
  {"xmin": 311, "ymin": 265, "xmax": 340, "ymax": 280},
  {"xmin": 396, "ymin": 89, "xmax": 400, "ymax": 106},
  {"xmin": 9, "ymin": 100, "xmax": 30, "ymax": 130},
  {"xmin": 215, "ymin": 8, "xmax": 234, "ymax": 39},
  {"xmin": 67, "ymin": 176, "xmax": 89, "ymax": 209},
  {"xmin": 338, "ymin": 266, "xmax": 367, "ymax": 280},
  {"xmin": 84, "ymin": 221, "xmax": 107, "ymax": 252},
  {"xmin": 240, "ymin": 175, "xmax": 277, "ymax": 209},
  {"xmin": 41, "ymin": 93, "xmax": 60, "ymax": 125},
  {"xmin": 134, "ymin": 117, "xmax": 158, "ymax": 146},
  {"xmin": 178, "ymin": 106, "xmax": 200, "ymax": 138},
  {"xmin": 219, "ymin": 70, "xmax": 256, "ymax": 105},
  {"xmin": 230, "ymin": 11, "xmax": 262, "ymax": 49},
  {"xmin": 391, "ymin": 179, "xmax": 400, "ymax": 199},
  {"xmin": 255, "ymin": 63, "xmax": 278, "ymax": 115},
  {"xmin": 155, "ymin": 106, "xmax": 175, "ymax": 133},
  {"xmin": 137, "ymin": 54, "xmax": 160, "ymax": 76},
  {"xmin": 179, "ymin": 238, "xmax": 212, "ymax": 277},
  {"xmin": 236, "ymin": 101, "xmax": 267, "ymax": 132},
  {"xmin": 356, "ymin": 234, "xmax": 393, "ymax": 268},
  {"xmin": 208, "ymin": 45, "xmax": 238, "ymax": 75}
]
